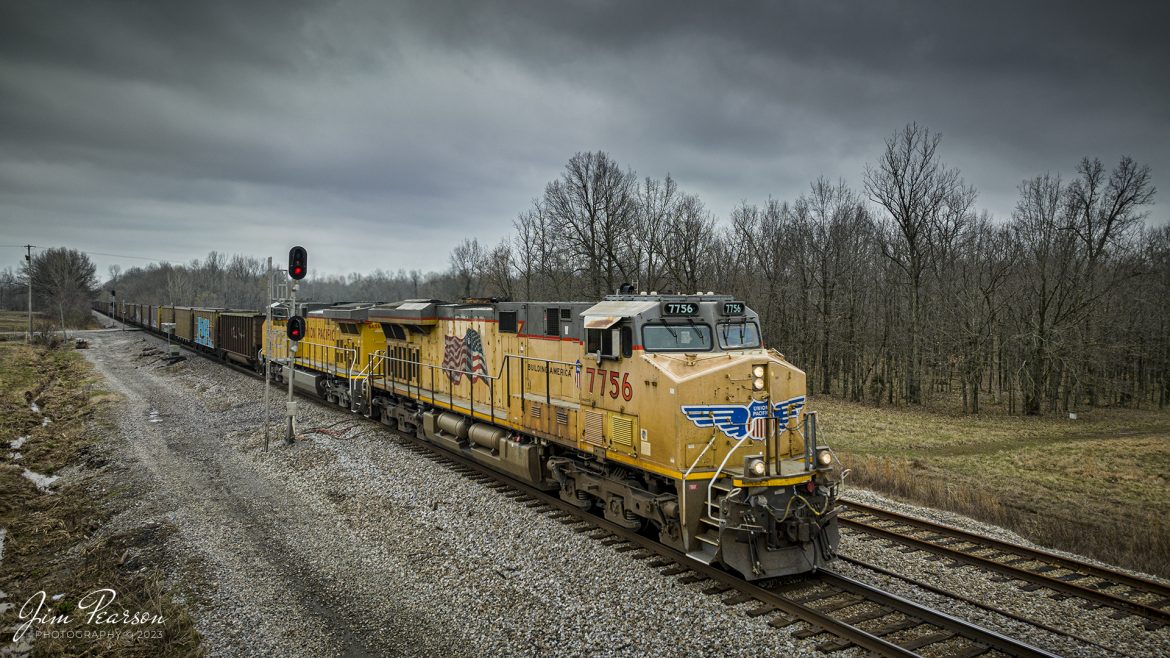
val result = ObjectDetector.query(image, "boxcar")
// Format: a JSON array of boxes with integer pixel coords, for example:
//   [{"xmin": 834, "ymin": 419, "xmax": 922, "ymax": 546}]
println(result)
[
  {"xmin": 158, "ymin": 305, "xmax": 175, "ymax": 331},
  {"xmin": 173, "ymin": 307, "xmax": 194, "ymax": 343},
  {"xmin": 218, "ymin": 311, "xmax": 266, "ymax": 367},
  {"xmin": 193, "ymin": 308, "xmax": 223, "ymax": 350}
]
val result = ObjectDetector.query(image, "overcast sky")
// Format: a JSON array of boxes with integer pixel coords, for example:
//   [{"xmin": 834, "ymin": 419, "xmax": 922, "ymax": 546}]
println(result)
[{"xmin": 2, "ymin": 0, "xmax": 1167, "ymax": 279}]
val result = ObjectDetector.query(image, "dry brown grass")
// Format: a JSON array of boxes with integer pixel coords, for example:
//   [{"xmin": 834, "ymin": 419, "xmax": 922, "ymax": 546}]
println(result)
[
  {"xmin": 0, "ymin": 342, "xmax": 202, "ymax": 656},
  {"xmin": 0, "ymin": 310, "xmax": 102, "ymax": 334},
  {"xmin": 820, "ymin": 397, "xmax": 1170, "ymax": 578}
]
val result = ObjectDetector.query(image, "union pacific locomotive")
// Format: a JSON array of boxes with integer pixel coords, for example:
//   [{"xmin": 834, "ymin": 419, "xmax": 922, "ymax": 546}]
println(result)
[{"xmin": 100, "ymin": 294, "xmax": 841, "ymax": 579}]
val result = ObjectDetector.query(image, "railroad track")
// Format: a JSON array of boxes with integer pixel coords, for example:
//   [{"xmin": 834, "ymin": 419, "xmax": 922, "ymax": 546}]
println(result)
[
  {"xmin": 394, "ymin": 438, "xmax": 1057, "ymax": 658},
  {"xmin": 108, "ymin": 320, "xmax": 1062, "ymax": 656},
  {"xmin": 840, "ymin": 501, "xmax": 1170, "ymax": 630}
]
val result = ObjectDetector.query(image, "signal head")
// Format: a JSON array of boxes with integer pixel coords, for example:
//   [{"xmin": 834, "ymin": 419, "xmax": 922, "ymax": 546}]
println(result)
[
  {"xmin": 288, "ymin": 246, "xmax": 308, "ymax": 281},
  {"xmin": 287, "ymin": 315, "xmax": 306, "ymax": 341}
]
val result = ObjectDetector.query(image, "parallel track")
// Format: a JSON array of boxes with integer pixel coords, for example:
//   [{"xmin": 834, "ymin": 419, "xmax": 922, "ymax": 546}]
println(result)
[
  {"xmin": 840, "ymin": 501, "xmax": 1170, "ymax": 629},
  {"xmin": 102, "ymin": 314, "xmax": 1063, "ymax": 656}
]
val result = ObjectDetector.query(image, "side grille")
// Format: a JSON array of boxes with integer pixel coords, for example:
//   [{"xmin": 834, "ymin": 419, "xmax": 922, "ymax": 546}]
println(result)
[
  {"xmin": 530, "ymin": 402, "xmax": 542, "ymax": 418},
  {"xmin": 583, "ymin": 410, "xmax": 605, "ymax": 446},
  {"xmin": 556, "ymin": 407, "xmax": 569, "ymax": 425},
  {"xmin": 610, "ymin": 415, "xmax": 635, "ymax": 450}
]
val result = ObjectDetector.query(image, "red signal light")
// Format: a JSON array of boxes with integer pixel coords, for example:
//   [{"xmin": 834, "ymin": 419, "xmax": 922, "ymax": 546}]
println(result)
[
  {"xmin": 286, "ymin": 315, "xmax": 306, "ymax": 341},
  {"xmin": 288, "ymin": 246, "xmax": 307, "ymax": 281}
]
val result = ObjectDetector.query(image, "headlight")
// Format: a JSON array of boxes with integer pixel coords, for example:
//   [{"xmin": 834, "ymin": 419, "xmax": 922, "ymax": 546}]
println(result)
[
  {"xmin": 752, "ymin": 377, "xmax": 765, "ymax": 390},
  {"xmin": 752, "ymin": 365, "xmax": 765, "ymax": 378},
  {"xmin": 816, "ymin": 449, "xmax": 833, "ymax": 467},
  {"xmin": 748, "ymin": 459, "xmax": 766, "ymax": 477}
]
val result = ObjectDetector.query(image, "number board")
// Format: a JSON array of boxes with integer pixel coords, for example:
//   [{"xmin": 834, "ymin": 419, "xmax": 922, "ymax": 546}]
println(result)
[
  {"xmin": 662, "ymin": 301, "xmax": 699, "ymax": 316},
  {"xmin": 722, "ymin": 302, "xmax": 745, "ymax": 316}
]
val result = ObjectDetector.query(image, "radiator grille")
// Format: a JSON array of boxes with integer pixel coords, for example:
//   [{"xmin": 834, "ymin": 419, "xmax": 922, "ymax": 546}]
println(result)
[
  {"xmin": 610, "ymin": 415, "xmax": 635, "ymax": 449},
  {"xmin": 583, "ymin": 410, "xmax": 605, "ymax": 446},
  {"xmin": 530, "ymin": 402, "xmax": 542, "ymax": 418},
  {"xmin": 556, "ymin": 407, "xmax": 569, "ymax": 425}
]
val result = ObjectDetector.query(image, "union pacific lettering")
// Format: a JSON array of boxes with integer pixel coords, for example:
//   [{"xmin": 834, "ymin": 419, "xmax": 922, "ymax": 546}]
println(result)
[{"xmin": 307, "ymin": 325, "xmax": 341, "ymax": 341}]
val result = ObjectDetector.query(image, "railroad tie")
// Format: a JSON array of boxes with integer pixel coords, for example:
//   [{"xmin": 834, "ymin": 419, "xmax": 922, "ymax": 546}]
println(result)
[
  {"xmin": 841, "ymin": 609, "xmax": 891, "ymax": 625},
  {"xmin": 871, "ymin": 619, "xmax": 920, "ymax": 637},
  {"xmin": 702, "ymin": 584, "xmax": 733, "ymax": 596},
  {"xmin": 660, "ymin": 566, "xmax": 689, "ymax": 576},
  {"xmin": 950, "ymin": 644, "xmax": 991, "ymax": 658},
  {"xmin": 791, "ymin": 625, "xmax": 828, "ymax": 640},
  {"xmin": 815, "ymin": 639, "xmax": 855, "ymax": 654},
  {"xmin": 647, "ymin": 558, "xmax": 672, "ymax": 568},
  {"xmin": 899, "ymin": 631, "xmax": 954, "ymax": 651},
  {"xmin": 815, "ymin": 596, "xmax": 863, "ymax": 614},
  {"xmin": 767, "ymin": 613, "xmax": 799, "ymax": 629},
  {"xmin": 745, "ymin": 604, "xmax": 774, "ymax": 618},
  {"xmin": 721, "ymin": 592, "xmax": 754, "ymax": 606},
  {"xmin": 677, "ymin": 574, "xmax": 707, "ymax": 584}
]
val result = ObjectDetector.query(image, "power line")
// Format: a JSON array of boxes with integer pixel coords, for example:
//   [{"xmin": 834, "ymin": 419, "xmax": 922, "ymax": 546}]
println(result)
[{"xmin": 1, "ymin": 244, "xmax": 176, "ymax": 265}]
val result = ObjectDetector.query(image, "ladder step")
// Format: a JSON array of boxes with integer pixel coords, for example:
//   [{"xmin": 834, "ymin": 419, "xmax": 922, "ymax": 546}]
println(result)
[
  {"xmin": 696, "ymin": 532, "xmax": 719, "ymax": 547},
  {"xmin": 686, "ymin": 547, "xmax": 718, "ymax": 565}
]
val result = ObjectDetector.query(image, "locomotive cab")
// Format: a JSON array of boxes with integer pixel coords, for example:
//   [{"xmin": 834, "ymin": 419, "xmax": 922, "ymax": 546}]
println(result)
[{"xmin": 581, "ymin": 293, "xmax": 842, "ymax": 579}]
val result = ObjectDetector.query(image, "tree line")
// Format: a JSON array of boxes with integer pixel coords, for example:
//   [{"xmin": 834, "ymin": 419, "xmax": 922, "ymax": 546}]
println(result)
[
  {"xmin": 455, "ymin": 124, "xmax": 1167, "ymax": 414},
  {"xmin": 63, "ymin": 122, "xmax": 1169, "ymax": 414}
]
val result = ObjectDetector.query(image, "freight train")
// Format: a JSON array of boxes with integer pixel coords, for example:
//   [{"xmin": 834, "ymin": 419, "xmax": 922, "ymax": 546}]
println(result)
[{"xmin": 97, "ymin": 294, "xmax": 842, "ymax": 579}]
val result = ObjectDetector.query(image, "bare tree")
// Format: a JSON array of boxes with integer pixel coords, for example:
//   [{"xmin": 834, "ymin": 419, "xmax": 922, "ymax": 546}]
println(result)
[
  {"xmin": 449, "ymin": 238, "xmax": 485, "ymax": 299},
  {"xmin": 543, "ymin": 151, "xmax": 638, "ymax": 296},
  {"xmin": 633, "ymin": 174, "xmax": 678, "ymax": 292},
  {"xmin": 865, "ymin": 122, "xmax": 976, "ymax": 403},
  {"xmin": 28, "ymin": 247, "xmax": 98, "ymax": 335}
]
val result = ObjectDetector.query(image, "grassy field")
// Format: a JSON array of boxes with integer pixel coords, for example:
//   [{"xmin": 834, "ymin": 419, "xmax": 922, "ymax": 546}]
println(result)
[
  {"xmin": 816, "ymin": 396, "xmax": 1170, "ymax": 578},
  {"xmin": 0, "ymin": 309, "xmax": 101, "ymax": 333},
  {"xmin": 0, "ymin": 342, "xmax": 200, "ymax": 655}
]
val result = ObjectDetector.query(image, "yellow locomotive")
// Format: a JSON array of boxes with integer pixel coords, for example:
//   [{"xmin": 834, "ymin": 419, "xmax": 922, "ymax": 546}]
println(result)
[{"xmin": 264, "ymin": 294, "xmax": 841, "ymax": 579}]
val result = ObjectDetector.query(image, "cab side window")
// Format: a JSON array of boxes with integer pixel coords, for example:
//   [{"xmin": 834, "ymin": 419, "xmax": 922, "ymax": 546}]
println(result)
[{"xmin": 586, "ymin": 328, "xmax": 617, "ymax": 358}]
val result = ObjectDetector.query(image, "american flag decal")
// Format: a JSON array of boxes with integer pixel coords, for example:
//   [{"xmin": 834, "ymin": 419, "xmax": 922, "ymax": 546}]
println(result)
[
  {"xmin": 442, "ymin": 328, "xmax": 487, "ymax": 385},
  {"xmin": 464, "ymin": 328, "xmax": 486, "ymax": 384}
]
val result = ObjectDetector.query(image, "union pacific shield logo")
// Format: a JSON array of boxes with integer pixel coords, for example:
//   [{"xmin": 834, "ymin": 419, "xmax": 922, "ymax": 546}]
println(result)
[{"xmin": 681, "ymin": 395, "xmax": 807, "ymax": 441}]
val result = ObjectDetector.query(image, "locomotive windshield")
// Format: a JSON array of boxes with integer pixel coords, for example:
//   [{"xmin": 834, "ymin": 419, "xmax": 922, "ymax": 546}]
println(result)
[
  {"xmin": 717, "ymin": 321, "xmax": 760, "ymax": 349},
  {"xmin": 641, "ymin": 323, "xmax": 712, "ymax": 352}
]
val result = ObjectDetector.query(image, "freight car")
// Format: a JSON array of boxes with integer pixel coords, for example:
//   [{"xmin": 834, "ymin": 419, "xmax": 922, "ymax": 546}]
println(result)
[{"xmin": 264, "ymin": 294, "xmax": 842, "ymax": 580}]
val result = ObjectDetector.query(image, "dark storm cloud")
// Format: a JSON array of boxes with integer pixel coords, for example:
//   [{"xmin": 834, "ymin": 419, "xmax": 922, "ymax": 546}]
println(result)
[{"xmin": 1, "ymin": 0, "xmax": 1167, "ymax": 278}]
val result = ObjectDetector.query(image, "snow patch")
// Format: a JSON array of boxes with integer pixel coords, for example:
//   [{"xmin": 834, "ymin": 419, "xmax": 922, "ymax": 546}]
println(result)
[
  {"xmin": 21, "ymin": 469, "xmax": 59, "ymax": 491},
  {"xmin": 10, "ymin": 436, "xmax": 27, "ymax": 450}
]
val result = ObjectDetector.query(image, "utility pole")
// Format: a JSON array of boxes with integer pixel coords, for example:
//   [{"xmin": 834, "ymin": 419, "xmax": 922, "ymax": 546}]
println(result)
[
  {"xmin": 264, "ymin": 257, "xmax": 272, "ymax": 451},
  {"xmin": 24, "ymin": 245, "xmax": 33, "ymax": 343}
]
